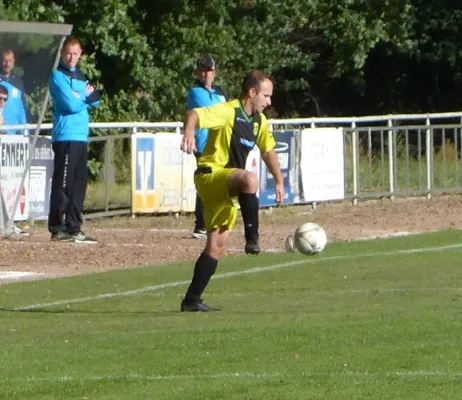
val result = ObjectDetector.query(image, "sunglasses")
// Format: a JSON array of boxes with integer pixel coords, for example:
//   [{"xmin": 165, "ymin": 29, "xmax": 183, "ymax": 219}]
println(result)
[{"xmin": 0, "ymin": 96, "xmax": 8, "ymax": 102}]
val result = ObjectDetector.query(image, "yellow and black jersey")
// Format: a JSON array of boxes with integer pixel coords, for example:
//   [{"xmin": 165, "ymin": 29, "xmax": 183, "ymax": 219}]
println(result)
[{"xmin": 195, "ymin": 99, "xmax": 275, "ymax": 170}]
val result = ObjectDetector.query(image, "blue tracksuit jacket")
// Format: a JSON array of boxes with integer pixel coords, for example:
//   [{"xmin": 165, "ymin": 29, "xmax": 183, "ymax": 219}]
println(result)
[
  {"xmin": 0, "ymin": 74, "xmax": 27, "ymax": 135},
  {"xmin": 49, "ymin": 61, "xmax": 101, "ymax": 143}
]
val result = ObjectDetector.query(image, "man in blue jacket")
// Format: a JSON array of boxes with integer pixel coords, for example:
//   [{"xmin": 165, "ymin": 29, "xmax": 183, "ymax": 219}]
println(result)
[
  {"xmin": 186, "ymin": 54, "xmax": 262, "ymax": 254},
  {"xmin": 0, "ymin": 84, "xmax": 10, "ymax": 128},
  {"xmin": 0, "ymin": 49, "xmax": 27, "ymax": 135},
  {"xmin": 0, "ymin": 83, "xmax": 30, "ymax": 236},
  {"xmin": 48, "ymin": 36, "xmax": 101, "ymax": 242}
]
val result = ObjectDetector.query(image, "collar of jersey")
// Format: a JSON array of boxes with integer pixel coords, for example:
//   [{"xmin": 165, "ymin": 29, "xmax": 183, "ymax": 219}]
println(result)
[{"xmin": 238, "ymin": 99, "xmax": 254, "ymax": 122}]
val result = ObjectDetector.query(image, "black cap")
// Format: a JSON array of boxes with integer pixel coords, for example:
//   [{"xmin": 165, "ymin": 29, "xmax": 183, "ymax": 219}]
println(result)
[{"xmin": 196, "ymin": 54, "xmax": 215, "ymax": 71}]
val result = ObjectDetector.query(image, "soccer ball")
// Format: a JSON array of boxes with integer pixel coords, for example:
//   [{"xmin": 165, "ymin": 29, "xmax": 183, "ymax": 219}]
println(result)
[{"xmin": 293, "ymin": 222, "xmax": 327, "ymax": 255}]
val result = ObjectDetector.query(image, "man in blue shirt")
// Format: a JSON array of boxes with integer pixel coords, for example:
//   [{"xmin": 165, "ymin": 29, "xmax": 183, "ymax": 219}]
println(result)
[
  {"xmin": 48, "ymin": 36, "xmax": 101, "ymax": 243},
  {"xmin": 0, "ymin": 49, "xmax": 27, "ymax": 135},
  {"xmin": 186, "ymin": 55, "xmax": 262, "ymax": 254},
  {"xmin": 0, "ymin": 83, "xmax": 30, "ymax": 236},
  {"xmin": 0, "ymin": 84, "xmax": 9, "ymax": 127}
]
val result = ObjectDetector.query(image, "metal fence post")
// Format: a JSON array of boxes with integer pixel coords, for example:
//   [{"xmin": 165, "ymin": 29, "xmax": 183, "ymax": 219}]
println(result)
[
  {"xmin": 351, "ymin": 121, "xmax": 358, "ymax": 205},
  {"xmin": 310, "ymin": 121, "xmax": 317, "ymax": 210},
  {"xmin": 458, "ymin": 118, "xmax": 462, "ymax": 187},
  {"xmin": 103, "ymin": 138, "xmax": 115, "ymax": 212},
  {"xmin": 388, "ymin": 119, "xmax": 395, "ymax": 200},
  {"xmin": 426, "ymin": 117, "xmax": 432, "ymax": 199}
]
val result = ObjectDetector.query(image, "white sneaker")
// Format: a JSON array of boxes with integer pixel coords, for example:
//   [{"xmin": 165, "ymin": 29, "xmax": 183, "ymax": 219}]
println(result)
[
  {"xmin": 11, "ymin": 224, "xmax": 30, "ymax": 236},
  {"xmin": 70, "ymin": 231, "xmax": 98, "ymax": 243},
  {"xmin": 191, "ymin": 229, "xmax": 207, "ymax": 239}
]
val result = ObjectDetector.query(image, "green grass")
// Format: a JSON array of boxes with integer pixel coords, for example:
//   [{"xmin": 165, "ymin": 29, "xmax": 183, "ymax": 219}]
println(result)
[
  {"xmin": 350, "ymin": 157, "xmax": 462, "ymax": 193},
  {"xmin": 343, "ymin": 134, "xmax": 462, "ymax": 193},
  {"xmin": 2, "ymin": 231, "xmax": 462, "ymax": 399},
  {"xmin": 84, "ymin": 181, "xmax": 131, "ymax": 211}
]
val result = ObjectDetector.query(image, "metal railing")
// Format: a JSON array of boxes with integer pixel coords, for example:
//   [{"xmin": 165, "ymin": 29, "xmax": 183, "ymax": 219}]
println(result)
[
  {"xmin": 13, "ymin": 111, "xmax": 462, "ymax": 217},
  {"xmin": 269, "ymin": 112, "xmax": 462, "ymax": 205}
]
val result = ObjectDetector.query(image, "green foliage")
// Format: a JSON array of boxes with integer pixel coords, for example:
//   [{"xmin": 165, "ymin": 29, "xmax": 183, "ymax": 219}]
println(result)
[
  {"xmin": 311, "ymin": 0, "xmax": 413, "ymax": 76},
  {"xmin": 0, "ymin": 0, "xmax": 65, "ymax": 23},
  {"xmin": 1, "ymin": 1, "xmax": 460, "ymax": 121},
  {"xmin": 87, "ymin": 158, "xmax": 102, "ymax": 179},
  {"xmin": 408, "ymin": 1, "xmax": 462, "ymax": 66}
]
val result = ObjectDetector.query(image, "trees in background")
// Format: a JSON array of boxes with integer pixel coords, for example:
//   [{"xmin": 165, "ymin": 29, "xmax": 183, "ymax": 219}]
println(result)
[{"xmin": 1, "ymin": 0, "xmax": 461, "ymax": 121}]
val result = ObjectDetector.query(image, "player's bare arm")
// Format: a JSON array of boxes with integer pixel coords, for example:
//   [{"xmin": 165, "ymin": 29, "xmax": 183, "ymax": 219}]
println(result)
[
  {"xmin": 180, "ymin": 109, "xmax": 199, "ymax": 154},
  {"xmin": 261, "ymin": 148, "xmax": 285, "ymax": 203}
]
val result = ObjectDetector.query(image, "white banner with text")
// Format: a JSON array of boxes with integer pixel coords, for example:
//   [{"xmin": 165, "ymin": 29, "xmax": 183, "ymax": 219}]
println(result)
[{"xmin": 300, "ymin": 128, "xmax": 345, "ymax": 202}]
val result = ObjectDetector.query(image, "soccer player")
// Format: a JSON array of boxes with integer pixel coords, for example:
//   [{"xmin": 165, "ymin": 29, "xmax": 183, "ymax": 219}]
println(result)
[
  {"xmin": 48, "ymin": 36, "xmax": 101, "ymax": 243},
  {"xmin": 180, "ymin": 69, "xmax": 285, "ymax": 312},
  {"xmin": 187, "ymin": 54, "xmax": 265, "ymax": 255}
]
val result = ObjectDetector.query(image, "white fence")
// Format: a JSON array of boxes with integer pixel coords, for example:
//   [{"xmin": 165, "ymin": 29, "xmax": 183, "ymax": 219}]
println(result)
[{"xmin": 2, "ymin": 111, "xmax": 462, "ymax": 221}]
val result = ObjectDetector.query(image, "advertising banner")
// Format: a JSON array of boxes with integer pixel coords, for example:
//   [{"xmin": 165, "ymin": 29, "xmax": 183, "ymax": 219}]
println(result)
[
  {"xmin": 132, "ymin": 133, "xmax": 197, "ymax": 213},
  {"xmin": 300, "ymin": 128, "xmax": 345, "ymax": 202},
  {"xmin": 132, "ymin": 133, "xmax": 156, "ymax": 213},
  {"xmin": 153, "ymin": 133, "xmax": 191, "ymax": 213},
  {"xmin": 259, "ymin": 130, "xmax": 297, "ymax": 206},
  {"xmin": 29, "ymin": 136, "xmax": 54, "ymax": 219},
  {"xmin": 180, "ymin": 151, "xmax": 197, "ymax": 212},
  {"xmin": 0, "ymin": 135, "xmax": 29, "ymax": 221}
]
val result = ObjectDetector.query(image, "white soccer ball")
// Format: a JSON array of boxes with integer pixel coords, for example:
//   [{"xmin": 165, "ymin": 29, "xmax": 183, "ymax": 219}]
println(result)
[{"xmin": 293, "ymin": 222, "xmax": 327, "ymax": 255}]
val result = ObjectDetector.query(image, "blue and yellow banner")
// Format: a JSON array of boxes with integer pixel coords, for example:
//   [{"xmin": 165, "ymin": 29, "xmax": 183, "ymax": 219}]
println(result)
[
  {"xmin": 259, "ymin": 130, "xmax": 297, "ymax": 206},
  {"xmin": 131, "ymin": 133, "xmax": 196, "ymax": 213}
]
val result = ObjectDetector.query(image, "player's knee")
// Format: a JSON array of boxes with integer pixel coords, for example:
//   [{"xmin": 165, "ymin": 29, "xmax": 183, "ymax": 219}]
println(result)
[
  {"xmin": 207, "ymin": 241, "xmax": 226, "ymax": 259},
  {"xmin": 205, "ymin": 227, "xmax": 230, "ymax": 259},
  {"xmin": 242, "ymin": 171, "xmax": 258, "ymax": 193},
  {"xmin": 229, "ymin": 169, "xmax": 258, "ymax": 196}
]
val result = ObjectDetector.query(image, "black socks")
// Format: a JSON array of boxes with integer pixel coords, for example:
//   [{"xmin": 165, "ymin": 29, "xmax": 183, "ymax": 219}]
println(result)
[
  {"xmin": 184, "ymin": 252, "xmax": 218, "ymax": 303},
  {"xmin": 238, "ymin": 192, "xmax": 259, "ymax": 242},
  {"xmin": 184, "ymin": 191, "xmax": 259, "ymax": 304}
]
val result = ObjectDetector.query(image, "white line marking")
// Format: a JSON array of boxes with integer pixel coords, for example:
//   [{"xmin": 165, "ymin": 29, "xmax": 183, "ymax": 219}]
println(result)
[
  {"xmin": 210, "ymin": 287, "xmax": 462, "ymax": 298},
  {"xmin": 227, "ymin": 248, "xmax": 281, "ymax": 254},
  {"xmin": 312, "ymin": 287, "xmax": 462, "ymax": 295},
  {"xmin": 5, "ymin": 241, "xmax": 99, "ymax": 246},
  {"xmin": 0, "ymin": 271, "xmax": 44, "ymax": 280},
  {"xmin": 5, "ymin": 370, "xmax": 462, "ymax": 384},
  {"xmin": 94, "ymin": 228, "xmax": 190, "ymax": 233},
  {"xmin": 357, "ymin": 231, "xmax": 412, "ymax": 241},
  {"xmin": 8, "ymin": 243, "xmax": 462, "ymax": 311},
  {"xmin": 5, "ymin": 241, "xmax": 147, "ymax": 248}
]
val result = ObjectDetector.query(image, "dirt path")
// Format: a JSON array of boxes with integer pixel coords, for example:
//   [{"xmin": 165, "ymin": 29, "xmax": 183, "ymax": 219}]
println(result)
[{"xmin": 1, "ymin": 196, "xmax": 461, "ymax": 284}]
